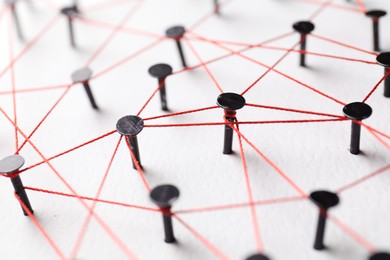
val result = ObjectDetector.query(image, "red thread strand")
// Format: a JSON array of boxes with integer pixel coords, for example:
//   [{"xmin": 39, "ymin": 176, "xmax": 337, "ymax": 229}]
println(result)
[
  {"xmin": 184, "ymin": 37, "xmax": 224, "ymax": 93},
  {"xmin": 19, "ymin": 130, "xmax": 117, "ymax": 174},
  {"xmin": 310, "ymin": 34, "xmax": 377, "ymax": 56},
  {"xmin": 236, "ymin": 127, "xmax": 263, "ymax": 252},
  {"xmin": 124, "ymin": 137, "xmax": 151, "ymax": 192},
  {"xmin": 174, "ymin": 196, "xmax": 306, "ymax": 214},
  {"xmin": 328, "ymin": 214, "xmax": 376, "ymax": 253},
  {"xmin": 336, "ymin": 164, "xmax": 390, "ymax": 194},
  {"xmin": 0, "ymin": 15, "xmax": 60, "ymax": 80},
  {"xmin": 24, "ymin": 186, "xmax": 159, "ymax": 212},
  {"xmin": 143, "ymin": 106, "xmax": 219, "ymax": 121},
  {"xmin": 14, "ymin": 193, "xmax": 67, "ymax": 259},
  {"xmin": 246, "ymin": 103, "xmax": 344, "ymax": 118},
  {"xmin": 144, "ymin": 118, "xmax": 347, "ymax": 128},
  {"xmin": 362, "ymin": 70, "xmax": 390, "ymax": 103},
  {"xmin": 84, "ymin": 0, "xmax": 144, "ymax": 66},
  {"xmin": 0, "ymin": 83, "xmax": 70, "ymax": 95},
  {"xmin": 173, "ymin": 214, "xmax": 229, "ymax": 259},
  {"xmin": 70, "ymin": 136, "xmax": 123, "ymax": 258}
]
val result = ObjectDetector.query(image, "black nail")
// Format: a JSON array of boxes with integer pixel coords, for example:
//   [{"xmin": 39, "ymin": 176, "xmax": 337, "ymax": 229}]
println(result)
[
  {"xmin": 292, "ymin": 21, "xmax": 315, "ymax": 67},
  {"xmin": 216, "ymin": 92, "xmax": 246, "ymax": 154},
  {"xmin": 310, "ymin": 190, "xmax": 339, "ymax": 250},
  {"xmin": 0, "ymin": 155, "xmax": 34, "ymax": 216},
  {"xmin": 246, "ymin": 253, "xmax": 271, "ymax": 260},
  {"xmin": 60, "ymin": 5, "xmax": 79, "ymax": 48},
  {"xmin": 166, "ymin": 26, "xmax": 187, "ymax": 68},
  {"xmin": 369, "ymin": 252, "xmax": 390, "ymax": 260},
  {"xmin": 343, "ymin": 102, "xmax": 372, "ymax": 155},
  {"xmin": 71, "ymin": 67, "xmax": 99, "ymax": 109},
  {"xmin": 148, "ymin": 64, "xmax": 173, "ymax": 111},
  {"xmin": 376, "ymin": 52, "xmax": 390, "ymax": 97},
  {"xmin": 150, "ymin": 184, "xmax": 180, "ymax": 243},
  {"xmin": 365, "ymin": 10, "xmax": 387, "ymax": 52},
  {"xmin": 116, "ymin": 115, "xmax": 144, "ymax": 169}
]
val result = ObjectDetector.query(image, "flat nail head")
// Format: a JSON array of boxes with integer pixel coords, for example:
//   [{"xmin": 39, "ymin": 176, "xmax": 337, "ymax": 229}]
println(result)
[
  {"xmin": 343, "ymin": 102, "xmax": 372, "ymax": 121},
  {"xmin": 60, "ymin": 5, "xmax": 79, "ymax": 16},
  {"xmin": 148, "ymin": 64, "xmax": 173, "ymax": 79},
  {"xmin": 365, "ymin": 10, "xmax": 387, "ymax": 19},
  {"xmin": 71, "ymin": 67, "xmax": 93, "ymax": 83},
  {"xmin": 116, "ymin": 115, "xmax": 144, "ymax": 137},
  {"xmin": 246, "ymin": 253, "xmax": 271, "ymax": 260},
  {"xmin": 0, "ymin": 155, "xmax": 25, "ymax": 174},
  {"xmin": 217, "ymin": 92, "xmax": 246, "ymax": 111},
  {"xmin": 150, "ymin": 184, "xmax": 180, "ymax": 209},
  {"xmin": 310, "ymin": 190, "xmax": 339, "ymax": 209},
  {"xmin": 376, "ymin": 52, "xmax": 390, "ymax": 67},
  {"xmin": 293, "ymin": 21, "xmax": 315, "ymax": 34},
  {"xmin": 370, "ymin": 252, "xmax": 390, "ymax": 260},
  {"xmin": 165, "ymin": 26, "xmax": 186, "ymax": 40}
]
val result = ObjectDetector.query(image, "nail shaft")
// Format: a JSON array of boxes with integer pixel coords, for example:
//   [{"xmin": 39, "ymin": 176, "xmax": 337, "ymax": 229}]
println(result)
[
  {"xmin": 384, "ymin": 67, "xmax": 390, "ymax": 97},
  {"xmin": 11, "ymin": 176, "xmax": 33, "ymax": 216},
  {"xmin": 10, "ymin": 4, "xmax": 23, "ymax": 41},
  {"xmin": 314, "ymin": 208, "xmax": 327, "ymax": 250},
  {"xmin": 373, "ymin": 19, "xmax": 380, "ymax": 51},
  {"xmin": 67, "ymin": 16, "xmax": 75, "ymax": 47},
  {"xmin": 127, "ymin": 136, "xmax": 142, "ymax": 169},
  {"xmin": 300, "ymin": 34, "xmax": 307, "ymax": 67},
  {"xmin": 176, "ymin": 40, "xmax": 187, "ymax": 68},
  {"xmin": 213, "ymin": 0, "xmax": 220, "ymax": 14},
  {"xmin": 82, "ymin": 82, "xmax": 98, "ymax": 109},
  {"xmin": 350, "ymin": 121, "xmax": 361, "ymax": 155},
  {"xmin": 162, "ymin": 208, "xmax": 175, "ymax": 243},
  {"xmin": 158, "ymin": 78, "xmax": 168, "ymax": 111},
  {"xmin": 223, "ymin": 114, "xmax": 235, "ymax": 154}
]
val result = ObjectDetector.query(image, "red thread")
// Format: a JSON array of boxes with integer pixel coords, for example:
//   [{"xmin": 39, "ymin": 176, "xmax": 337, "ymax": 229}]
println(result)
[
  {"xmin": 184, "ymin": 37, "xmax": 224, "ymax": 93},
  {"xmin": 336, "ymin": 164, "xmax": 390, "ymax": 194},
  {"xmin": 24, "ymin": 186, "xmax": 159, "ymax": 212},
  {"xmin": 310, "ymin": 34, "xmax": 377, "ymax": 56},
  {"xmin": 174, "ymin": 195, "xmax": 306, "ymax": 214},
  {"xmin": 327, "ymin": 214, "xmax": 376, "ymax": 253},
  {"xmin": 14, "ymin": 193, "xmax": 67, "ymax": 259},
  {"xmin": 362, "ymin": 70, "xmax": 390, "ymax": 103},
  {"xmin": 173, "ymin": 214, "xmax": 230, "ymax": 259},
  {"xmin": 143, "ymin": 106, "xmax": 219, "ymax": 121}
]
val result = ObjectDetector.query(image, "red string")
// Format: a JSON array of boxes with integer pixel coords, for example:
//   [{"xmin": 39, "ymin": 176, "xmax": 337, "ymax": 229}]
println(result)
[
  {"xmin": 144, "ymin": 118, "xmax": 347, "ymax": 128},
  {"xmin": 188, "ymin": 34, "xmax": 377, "ymax": 65},
  {"xmin": 124, "ymin": 137, "xmax": 151, "ymax": 192},
  {"xmin": 70, "ymin": 136, "xmax": 123, "ymax": 258},
  {"xmin": 241, "ymin": 39, "xmax": 303, "ymax": 95},
  {"xmin": 174, "ymin": 195, "xmax": 306, "ymax": 214},
  {"xmin": 84, "ymin": 0, "xmax": 145, "ymax": 66},
  {"xmin": 173, "ymin": 214, "xmax": 229, "ymax": 259},
  {"xmin": 310, "ymin": 34, "xmax": 377, "ymax": 56},
  {"xmin": 193, "ymin": 32, "xmax": 347, "ymax": 105},
  {"xmin": 184, "ymin": 37, "xmax": 224, "ymax": 93},
  {"xmin": 355, "ymin": 0, "xmax": 367, "ymax": 13},
  {"xmin": 308, "ymin": 0, "xmax": 334, "ymax": 21},
  {"xmin": 245, "ymin": 103, "xmax": 344, "ymax": 118},
  {"xmin": 14, "ymin": 192, "xmax": 67, "ymax": 259},
  {"xmin": 236, "ymin": 124, "xmax": 264, "ymax": 252},
  {"xmin": 361, "ymin": 123, "xmax": 390, "ymax": 140},
  {"xmin": 188, "ymin": 0, "xmax": 233, "ymax": 30},
  {"xmin": 136, "ymin": 78, "xmax": 169, "ymax": 117},
  {"xmin": 17, "ymin": 84, "xmax": 74, "ymax": 153},
  {"xmin": 82, "ymin": 0, "xmax": 134, "ymax": 12},
  {"xmin": 0, "ymin": 83, "xmax": 71, "ymax": 95},
  {"xmin": 327, "ymin": 213, "xmax": 376, "ymax": 253},
  {"xmin": 0, "ymin": 15, "xmax": 60, "ymax": 80},
  {"xmin": 143, "ymin": 106, "xmax": 219, "ymax": 121},
  {"xmin": 174, "ymin": 32, "xmax": 295, "ymax": 76},
  {"xmin": 365, "ymin": 127, "xmax": 390, "ymax": 151},
  {"xmin": 362, "ymin": 70, "xmax": 390, "ymax": 103},
  {"xmin": 336, "ymin": 163, "xmax": 390, "ymax": 194},
  {"xmin": 78, "ymin": 16, "xmax": 163, "ymax": 39},
  {"xmin": 294, "ymin": 0, "xmax": 362, "ymax": 14},
  {"xmin": 24, "ymin": 186, "xmax": 159, "ymax": 212},
  {"xmin": 92, "ymin": 37, "xmax": 164, "ymax": 79},
  {"xmin": 19, "ymin": 130, "xmax": 117, "ymax": 175}
]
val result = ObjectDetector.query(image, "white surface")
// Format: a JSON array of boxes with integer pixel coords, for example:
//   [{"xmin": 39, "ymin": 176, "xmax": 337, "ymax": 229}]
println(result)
[{"xmin": 0, "ymin": 0, "xmax": 390, "ymax": 259}]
